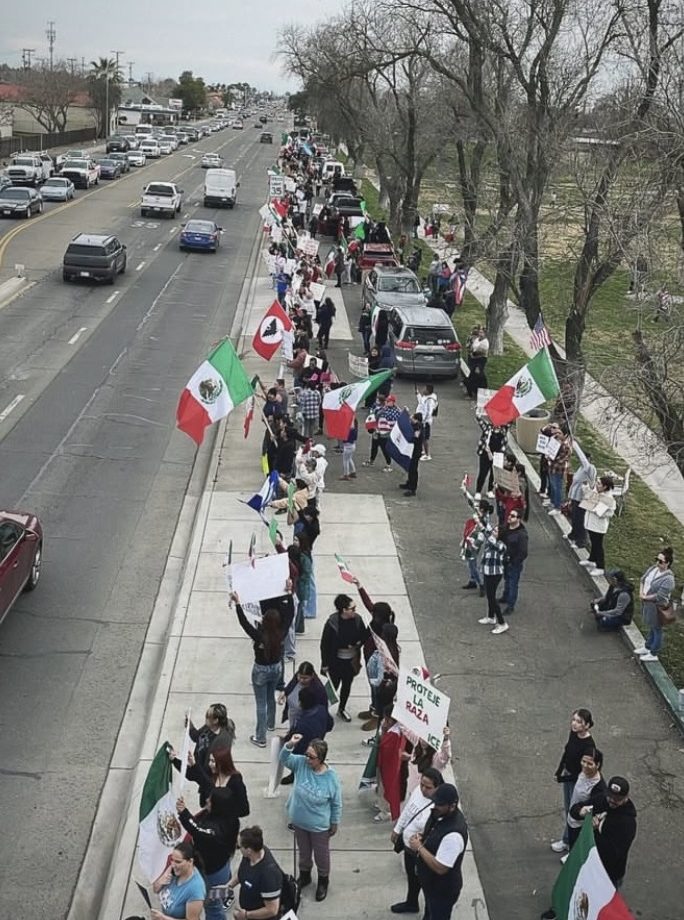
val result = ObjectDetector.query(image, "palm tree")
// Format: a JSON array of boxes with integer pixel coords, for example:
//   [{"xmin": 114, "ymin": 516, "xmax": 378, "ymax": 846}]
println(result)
[{"xmin": 88, "ymin": 57, "xmax": 122, "ymax": 137}]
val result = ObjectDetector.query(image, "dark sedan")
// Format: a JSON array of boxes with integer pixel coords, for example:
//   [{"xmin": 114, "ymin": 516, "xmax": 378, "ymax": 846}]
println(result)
[
  {"xmin": 107, "ymin": 152, "xmax": 131, "ymax": 173},
  {"xmin": 0, "ymin": 511, "xmax": 43, "ymax": 624},
  {"xmin": 179, "ymin": 219, "xmax": 223, "ymax": 252},
  {"xmin": 106, "ymin": 135, "xmax": 131, "ymax": 153},
  {"xmin": 97, "ymin": 158, "xmax": 123, "ymax": 179}
]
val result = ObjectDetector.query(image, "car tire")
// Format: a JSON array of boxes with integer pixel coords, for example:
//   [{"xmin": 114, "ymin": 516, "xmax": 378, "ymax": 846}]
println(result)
[
  {"xmin": 171, "ymin": 209, "xmax": 176, "ymax": 219},
  {"xmin": 24, "ymin": 542, "xmax": 42, "ymax": 591},
  {"xmin": 120, "ymin": 258, "xmax": 126, "ymax": 274},
  {"xmin": 107, "ymin": 271, "xmax": 116, "ymax": 285},
  {"xmin": 141, "ymin": 209, "xmax": 147, "ymax": 217},
  {"xmin": 95, "ymin": 176, "xmax": 99, "ymax": 185},
  {"xmin": 38, "ymin": 202, "xmax": 44, "ymax": 214},
  {"xmin": 24, "ymin": 209, "xmax": 31, "ymax": 219}
]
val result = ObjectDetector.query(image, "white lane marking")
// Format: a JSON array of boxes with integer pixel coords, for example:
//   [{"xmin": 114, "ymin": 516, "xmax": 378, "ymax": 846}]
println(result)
[
  {"xmin": 153, "ymin": 243, "xmax": 161, "ymax": 251},
  {"xmin": 183, "ymin": 212, "xmax": 189, "ymax": 218},
  {"xmin": 106, "ymin": 291, "xmax": 119, "ymax": 303},
  {"xmin": 0, "ymin": 394, "xmax": 25, "ymax": 422},
  {"xmin": 135, "ymin": 261, "xmax": 146, "ymax": 271},
  {"xmin": 68, "ymin": 326, "xmax": 88, "ymax": 345},
  {"xmin": 169, "ymin": 227, "xmax": 177, "ymax": 235}
]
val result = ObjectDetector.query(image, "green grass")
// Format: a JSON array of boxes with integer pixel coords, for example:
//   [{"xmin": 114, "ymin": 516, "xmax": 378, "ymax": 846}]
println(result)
[{"xmin": 360, "ymin": 179, "xmax": 386, "ymax": 221}]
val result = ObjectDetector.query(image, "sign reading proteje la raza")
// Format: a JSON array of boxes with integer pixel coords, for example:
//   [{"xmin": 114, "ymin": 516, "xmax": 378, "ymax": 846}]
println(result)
[{"xmin": 392, "ymin": 668, "xmax": 449, "ymax": 748}]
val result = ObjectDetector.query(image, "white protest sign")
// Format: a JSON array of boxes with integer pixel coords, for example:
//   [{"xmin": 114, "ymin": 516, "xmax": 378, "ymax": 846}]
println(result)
[
  {"xmin": 310, "ymin": 281, "xmax": 326, "ymax": 302},
  {"xmin": 312, "ymin": 203, "xmax": 323, "ymax": 217},
  {"xmin": 285, "ymin": 178, "xmax": 297, "ymax": 192},
  {"xmin": 270, "ymin": 225, "xmax": 282, "ymax": 244},
  {"xmin": 230, "ymin": 553, "xmax": 290, "ymax": 604},
  {"xmin": 348, "ymin": 353, "xmax": 369, "ymax": 378},
  {"xmin": 269, "ymin": 175, "xmax": 285, "ymax": 198},
  {"xmin": 281, "ymin": 328, "xmax": 294, "ymax": 361},
  {"xmin": 536, "ymin": 432, "xmax": 549, "ymax": 454},
  {"xmin": 285, "ymin": 259, "xmax": 298, "ymax": 276},
  {"xmin": 544, "ymin": 437, "xmax": 561, "ymax": 460},
  {"xmin": 392, "ymin": 669, "xmax": 449, "ymax": 749},
  {"xmin": 492, "ymin": 451, "xmax": 504, "ymax": 469},
  {"xmin": 302, "ymin": 237, "xmax": 319, "ymax": 257}
]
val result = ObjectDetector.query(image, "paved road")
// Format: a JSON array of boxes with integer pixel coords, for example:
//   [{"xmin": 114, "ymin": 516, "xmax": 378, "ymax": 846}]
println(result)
[
  {"xmin": 329, "ymin": 284, "xmax": 684, "ymax": 919},
  {"xmin": 0, "ymin": 127, "xmax": 276, "ymax": 919}
]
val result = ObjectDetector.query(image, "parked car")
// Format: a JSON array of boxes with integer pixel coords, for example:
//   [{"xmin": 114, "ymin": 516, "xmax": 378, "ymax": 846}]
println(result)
[
  {"xmin": 385, "ymin": 305, "xmax": 461, "ymax": 378},
  {"xmin": 0, "ymin": 186, "xmax": 43, "ymax": 218},
  {"xmin": 106, "ymin": 135, "xmax": 131, "ymax": 153},
  {"xmin": 179, "ymin": 219, "xmax": 223, "ymax": 252},
  {"xmin": 363, "ymin": 265, "xmax": 427, "ymax": 312},
  {"xmin": 0, "ymin": 511, "xmax": 43, "ymax": 625},
  {"xmin": 97, "ymin": 158, "xmax": 123, "ymax": 179},
  {"xmin": 107, "ymin": 152, "xmax": 131, "ymax": 173},
  {"xmin": 62, "ymin": 233, "xmax": 127, "ymax": 283},
  {"xmin": 40, "ymin": 176, "xmax": 76, "ymax": 201},
  {"xmin": 259, "ymin": 132, "xmax": 273, "ymax": 144}
]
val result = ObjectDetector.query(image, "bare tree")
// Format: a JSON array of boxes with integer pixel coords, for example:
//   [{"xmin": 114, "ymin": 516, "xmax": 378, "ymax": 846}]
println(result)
[{"xmin": 16, "ymin": 62, "xmax": 84, "ymax": 133}]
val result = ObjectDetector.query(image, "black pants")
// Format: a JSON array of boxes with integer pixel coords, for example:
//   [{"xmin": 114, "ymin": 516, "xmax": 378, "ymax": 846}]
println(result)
[
  {"xmin": 539, "ymin": 457, "xmax": 549, "ymax": 493},
  {"xmin": 588, "ymin": 530, "xmax": 605, "ymax": 569},
  {"xmin": 317, "ymin": 326, "xmax": 331, "ymax": 349},
  {"xmin": 568, "ymin": 500, "xmax": 587, "ymax": 547},
  {"xmin": 484, "ymin": 573, "xmax": 504, "ymax": 623},
  {"xmin": 406, "ymin": 459, "xmax": 419, "ymax": 493},
  {"xmin": 402, "ymin": 849, "xmax": 422, "ymax": 908},
  {"xmin": 370, "ymin": 436, "xmax": 391, "ymax": 464},
  {"xmin": 475, "ymin": 453, "xmax": 493, "ymax": 493},
  {"xmin": 424, "ymin": 891, "xmax": 459, "ymax": 920},
  {"xmin": 328, "ymin": 658, "xmax": 356, "ymax": 711}
]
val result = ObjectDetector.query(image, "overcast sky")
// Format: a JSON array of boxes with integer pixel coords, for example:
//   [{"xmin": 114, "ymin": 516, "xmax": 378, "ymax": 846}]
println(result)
[{"xmin": 2, "ymin": 0, "xmax": 347, "ymax": 91}]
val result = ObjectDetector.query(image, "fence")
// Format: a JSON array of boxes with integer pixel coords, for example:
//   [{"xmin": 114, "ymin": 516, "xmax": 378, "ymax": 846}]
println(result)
[{"xmin": 0, "ymin": 127, "xmax": 98, "ymax": 160}]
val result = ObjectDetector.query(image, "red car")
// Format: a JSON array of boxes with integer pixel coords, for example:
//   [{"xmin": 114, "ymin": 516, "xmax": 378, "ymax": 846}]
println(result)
[{"xmin": 0, "ymin": 511, "xmax": 43, "ymax": 624}]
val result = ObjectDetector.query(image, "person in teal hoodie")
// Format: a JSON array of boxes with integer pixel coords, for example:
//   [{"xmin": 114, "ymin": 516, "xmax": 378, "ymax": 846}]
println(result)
[{"xmin": 279, "ymin": 735, "xmax": 342, "ymax": 903}]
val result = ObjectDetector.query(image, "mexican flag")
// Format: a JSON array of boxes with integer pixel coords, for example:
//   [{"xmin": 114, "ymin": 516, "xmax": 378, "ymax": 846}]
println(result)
[
  {"xmin": 484, "ymin": 348, "xmax": 559, "ymax": 427},
  {"xmin": 322, "ymin": 370, "xmax": 392, "ymax": 439},
  {"xmin": 550, "ymin": 819, "xmax": 634, "ymax": 920},
  {"xmin": 138, "ymin": 743, "xmax": 184, "ymax": 881},
  {"xmin": 176, "ymin": 340, "xmax": 254, "ymax": 445},
  {"xmin": 335, "ymin": 553, "xmax": 355, "ymax": 583}
]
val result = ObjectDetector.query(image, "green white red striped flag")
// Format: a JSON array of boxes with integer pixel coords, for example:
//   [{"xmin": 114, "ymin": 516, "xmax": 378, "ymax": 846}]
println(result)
[
  {"xmin": 138, "ymin": 743, "xmax": 183, "ymax": 880},
  {"xmin": 335, "ymin": 553, "xmax": 355, "ymax": 583},
  {"xmin": 550, "ymin": 819, "xmax": 634, "ymax": 920},
  {"xmin": 484, "ymin": 347, "xmax": 559, "ymax": 427}
]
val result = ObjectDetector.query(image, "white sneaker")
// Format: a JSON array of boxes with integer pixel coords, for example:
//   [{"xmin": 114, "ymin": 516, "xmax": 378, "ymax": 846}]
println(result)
[
  {"xmin": 383, "ymin": 466, "xmax": 393, "ymax": 473},
  {"xmin": 419, "ymin": 455, "xmax": 428, "ymax": 462},
  {"xmin": 560, "ymin": 854, "xmax": 568, "ymax": 865},
  {"xmin": 425, "ymin": 455, "xmax": 432, "ymax": 461},
  {"xmin": 486, "ymin": 490, "xmax": 495, "ymax": 498},
  {"xmin": 632, "ymin": 646, "xmax": 648, "ymax": 656},
  {"xmin": 492, "ymin": 623, "xmax": 509, "ymax": 635},
  {"xmin": 478, "ymin": 617, "xmax": 496, "ymax": 625},
  {"xmin": 548, "ymin": 508, "xmax": 560, "ymax": 515},
  {"xmin": 550, "ymin": 840, "xmax": 568, "ymax": 853},
  {"xmin": 589, "ymin": 569, "xmax": 604, "ymax": 577},
  {"xmin": 578, "ymin": 560, "xmax": 593, "ymax": 567},
  {"xmin": 474, "ymin": 492, "xmax": 481, "ymax": 501},
  {"xmin": 640, "ymin": 653, "xmax": 659, "ymax": 662}
]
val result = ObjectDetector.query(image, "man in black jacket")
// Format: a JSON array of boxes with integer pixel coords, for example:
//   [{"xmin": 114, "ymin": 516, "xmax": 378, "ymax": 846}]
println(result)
[
  {"xmin": 409, "ymin": 783, "xmax": 468, "ymax": 920},
  {"xmin": 500, "ymin": 511, "xmax": 529, "ymax": 614},
  {"xmin": 572, "ymin": 775, "xmax": 637, "ymax": 888}
]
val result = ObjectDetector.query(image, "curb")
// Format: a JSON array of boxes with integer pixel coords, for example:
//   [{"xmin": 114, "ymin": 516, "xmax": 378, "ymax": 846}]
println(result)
[
  {"xmin": 66, "ymin": 214, "xmax": 266, "ymax": 920},
  {"xmin": 506, "ymin": 431, "xmax": 684, "ymax": 733},
  {"xmin": 0, "ymin": 274, "xmax": 29, "ymax": 307}
]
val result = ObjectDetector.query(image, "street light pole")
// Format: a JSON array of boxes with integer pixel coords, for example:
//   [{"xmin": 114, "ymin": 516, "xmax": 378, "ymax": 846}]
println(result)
[{"xmin": 105, "ymin": 73, "xmax": 110, "ymax": 139}]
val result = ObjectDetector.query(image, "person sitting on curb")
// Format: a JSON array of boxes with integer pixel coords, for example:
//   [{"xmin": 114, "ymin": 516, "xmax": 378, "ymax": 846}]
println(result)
[{"xmin": 591, "ymin": 570, "xmax": 634, "ymax": 631}]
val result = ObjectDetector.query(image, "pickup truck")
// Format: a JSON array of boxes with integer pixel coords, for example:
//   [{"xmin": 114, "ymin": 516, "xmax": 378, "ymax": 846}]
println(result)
[
  {"xmin": 140, "ymin": 181, "xmax": 183, "ymax": 218},
  {"xmin": 55, "ymin": 149, "xmax": 88, "ymax": 172},
  {"xmin": 60, "ymin": 158, "xmax": 101, "ymax": 189},
  {"xmin": 6, "ymin": 154, "xmax": 49, "ymax": 186}
]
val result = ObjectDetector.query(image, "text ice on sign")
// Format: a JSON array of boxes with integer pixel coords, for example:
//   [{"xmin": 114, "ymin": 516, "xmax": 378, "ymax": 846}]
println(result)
[{"xmin": 392, "ymin": 668, "xmax": 450, "ymax": 749}]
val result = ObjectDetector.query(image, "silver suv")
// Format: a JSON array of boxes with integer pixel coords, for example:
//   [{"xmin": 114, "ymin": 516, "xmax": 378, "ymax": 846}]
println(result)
[
  {"xmin": 362, "ymin": 265, "xmax": 427, "ymax": 312},
  {"xmin": 386, "ymin": 305, "xmax": 461, "ymax": 378}
]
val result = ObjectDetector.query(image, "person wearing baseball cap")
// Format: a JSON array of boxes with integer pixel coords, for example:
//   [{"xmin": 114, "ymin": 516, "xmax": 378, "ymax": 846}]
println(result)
[{"xmin": 408, "ymin": 783, "xmax": 468, "ymax": 920}]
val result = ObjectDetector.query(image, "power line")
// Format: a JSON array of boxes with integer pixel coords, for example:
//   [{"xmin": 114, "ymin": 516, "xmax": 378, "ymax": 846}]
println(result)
[
  {"xmin": 21, "ymin": 48, "xmax": 36, "ymax": 70},
  {"xmin": 46, "ymin": 20, "xmax": 56, "ymax": 70}
]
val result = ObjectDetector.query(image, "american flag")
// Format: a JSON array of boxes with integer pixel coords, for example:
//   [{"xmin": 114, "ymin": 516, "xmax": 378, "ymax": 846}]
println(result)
[{"xmin": 530, "ymin": 314, "xmax": 551, "ymax": 352}]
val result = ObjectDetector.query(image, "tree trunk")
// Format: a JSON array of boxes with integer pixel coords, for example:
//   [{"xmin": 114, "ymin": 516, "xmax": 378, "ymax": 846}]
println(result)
[
  {"xmin": 517, "ymin": 212, "xmax": 542, "ymax": 328},
  {"xmin": 485, "ymin": 240, "xmax": 518, "ymax": 355},
  {"xmin": 456, "ymin": 139, "xmax": 486, "ymax": 266},
  {"xmin": 677, "ymin": 182, "xmax": 684, "ymax": 268}
]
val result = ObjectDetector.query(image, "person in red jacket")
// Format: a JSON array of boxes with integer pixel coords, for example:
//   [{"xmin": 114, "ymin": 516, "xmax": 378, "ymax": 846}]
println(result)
[{"xmin": 376, "ymin": 708, "xmax": 406, "ymax": 822}]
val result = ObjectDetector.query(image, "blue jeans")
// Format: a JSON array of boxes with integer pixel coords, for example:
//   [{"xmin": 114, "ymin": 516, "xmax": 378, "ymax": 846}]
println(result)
[
  {"xmin": 646, "ymin": 625, "xmax": 663, "ymax": 654},
  {"xmin": 252, "ymin": 662, "xmax": 281, "ymax": 742},
  {"xmin": 205, "ymin": 861, "xmax": 230, "ymax": 920},
  {"xmin": 548, "ymin": 472, "xmax": 564, "ymax": 509},
  {"xmin": 467, "ymin": 557, "xmax": 482, "ymax": 587},
  {"xmin": 502, "ymin": 562, "xmax": 523, "ymax": 610}
]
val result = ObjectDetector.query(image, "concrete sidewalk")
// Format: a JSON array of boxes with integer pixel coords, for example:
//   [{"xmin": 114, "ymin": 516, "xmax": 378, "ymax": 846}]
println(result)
[{"xmin": 108, "ymin": 243, "xmax": 490, "ymax": 919}]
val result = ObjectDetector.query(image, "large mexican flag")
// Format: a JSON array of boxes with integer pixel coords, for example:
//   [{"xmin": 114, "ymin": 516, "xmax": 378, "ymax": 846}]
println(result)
[
  {"xmin": 138, "ymin": 743, "xmax": 184, "ymax": 881},
  {"xmin": 322, "ymin": 370, "xmax": 392, "ymax": 439},
  {"xmin": 176, "ymin": 340, "xmax": 254, "ymax": 445},
  {"xmin": 484, "ymin": 347, "xmax": 559, "ymax": 427},
  {"xmin": 550, "ymin": 819, "xmax": 634, "ymax": 920}
]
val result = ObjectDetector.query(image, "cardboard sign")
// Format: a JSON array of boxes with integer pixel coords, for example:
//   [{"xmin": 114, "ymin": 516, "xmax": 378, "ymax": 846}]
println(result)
[
  {"xmin": 270, "ymin": 225, "xmax": 282, "ymax": 243},
  {"xmin": 493, "ymin": 465, "xmax": 521, "ymax": 495},
  {"xmin": 281, "ymin": 328, "xmax": 294, "ymax": 361},
  {"xmin": 310, "ymin": 281, "xmax": 326, "ymax": 302},
  {"xmin": 392, "ymin": 669, "xmax": 449, "ymax": 748},
  {"xmin": 230, "ymin": 553, "xmax": 290, "ymax": 604},
  {"xmin": 544, "ymin": 437, "xmax": 561, "ymax": 460},
  {"xmin": 348, "ymin": 353, "xmax": 369, "ymax": 378}
]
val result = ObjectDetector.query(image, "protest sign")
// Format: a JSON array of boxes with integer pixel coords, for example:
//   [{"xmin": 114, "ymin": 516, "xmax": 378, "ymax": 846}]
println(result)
[
  {"xmin": 285, "ymin": 178, "xmax": 297, "ymax": 192},
  {"xmin": 348, "ymin": 353, "xmax": 369, "ymax": 378},
  {"xmin": 493, "ymin": 465, "xmax": 521, "ymax": 495},
  {"xmin": 302, "ymin": 237, "xmax": 319, "ymax": 256},
  {"xmin": 310, "ymin": 281, "xmax": 326, "ymax": 302},
  {"xmin": 544, "ymin": 436, "xmax": 561, "ymax": 460},
  {"xmin": 281, "ymin": 328, "xmax": 294, "ymax": 361},
  {"xmin": 536, "ymin": 432, "xmax": 549, "ymax": 454},
  {"xmin": 312, "ymin": 203, "xmax": 323, "ymax": 217},
  {"xmin": 285, "ymin": 259, "xmax": 298, "ymax": 276},
  {"xmin": 476, "ymin": 388, "xmax": 497, "ymax": 412},
  {"xmin": 392, "ymin": 668, "xmax": 449, "ymax": 748},
  {"xmin": 230, "ymin": 553, "xmax": 289, "ymax": 604},
  {"xmin": 492, "ymin": 451, "xmax": 504, "ymax": 469},
  {"xmin": 270, "ymin": 225, "xmax": 282, "ymax": 244}
]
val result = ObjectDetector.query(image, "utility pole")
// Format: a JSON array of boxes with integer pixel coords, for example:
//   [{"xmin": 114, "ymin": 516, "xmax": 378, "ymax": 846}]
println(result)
[
  {"xmin": 127, "ymin": 61, "xmax": 135, "ymax": 84},
  {"xmin": 110, "ymin": 49, "xmax": 124, "ymax": 79},
  {"xmin": 145, "ymin": 72, "xmax": 154, "ymax": 94},
  {"xmin": 67, "ymin": 57, "xmax": 77, "ymax": 76},
  {"xmin": 81, "ymin": 57, "xmax": 86, "ymax": 76},
  {"xmin": 22, "ymin": 49, "xmax": 36, "ymax": 70},
  {"xmin": 46, "ymin": 21, "xmax": 56, "ymax": 70}
]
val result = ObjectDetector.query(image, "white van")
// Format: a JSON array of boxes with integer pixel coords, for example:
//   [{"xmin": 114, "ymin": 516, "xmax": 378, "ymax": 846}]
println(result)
[
  {"xmin": 203, "ymin": 168, "xmax": 239, "ymax": 208},
  {"xmin": 322, "ymin": 160, "xmax": 345, "ymax": 182},
  {"xmin": 135, "ymin": 124, "xmax": 154, "ymax": 137}
]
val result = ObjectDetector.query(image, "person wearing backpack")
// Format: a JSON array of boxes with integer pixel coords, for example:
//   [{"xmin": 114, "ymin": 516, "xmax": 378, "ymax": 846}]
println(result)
[{"xmin": 591, "ymin": 570, "xmax": 634, "ymax": 631}]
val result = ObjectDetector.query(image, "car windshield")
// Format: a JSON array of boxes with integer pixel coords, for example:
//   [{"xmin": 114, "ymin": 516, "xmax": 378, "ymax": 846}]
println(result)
[
  {"xmin": 64, "ymin": 159, "xmax": 88, "ymax": 167},
  {"xmin": 99, "ymin": 159, "xmax": 115, "ymax": 166},
  {"xmin": 403, "ymin": 326, "xmax": 456, "ymax": 345},
  {"xmin": 12, "ymin": 158, "xmax": 35, "ymax": 166},
  {"xmin": 2, "ymin": 189, "xmax": 30, "ymax": 199},
  {"xmin": 44, "ymin": 179, "xmax": 67, "ymax": 187},
  {"xmin": 146, "ymin": 184, "xmax": 174, "ymax": 196},
  {"xmin": 378, "ymin": 276, "xmax": 421, "ymax": 294},
  {"xmin": 185, "ymin": 221, "xmax": 215, "ymax": 233}
]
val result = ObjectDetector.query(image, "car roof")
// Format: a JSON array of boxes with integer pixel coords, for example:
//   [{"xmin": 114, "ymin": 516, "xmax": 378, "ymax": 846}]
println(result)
[
  {"xmin": 392, "ymin": 305, "xmax": 453, "ymax": 326},
  {"xmin": 70, "ymin": 233, "xmax": 117, "ymax": 245},
  {"xmin": 375, "ymin": 266, "xmax": 418, "ymax": 277}
]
